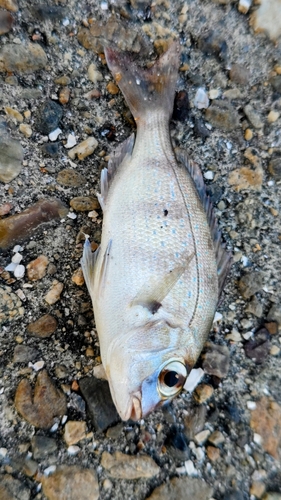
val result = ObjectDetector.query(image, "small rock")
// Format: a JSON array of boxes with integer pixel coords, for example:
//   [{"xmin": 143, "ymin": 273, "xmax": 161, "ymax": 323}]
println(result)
[
  {"xmin": 209, "ymin": 88, "xmax": 220, "ymax": 100},
  {"xmin": 0, "ymin": 43, "xmax": 47, "ymax": 73},
  {"xmin": 59, "ymin": 87, "xmax": 70, "ymax": 105},
  {"xmin": 194, "ymin": 429, "xmax": 210, "ymax": 445},
  {"xmin": 64, "ymin": 134, "xmax": 77, "ymax": 149},
  {"xmin": 238, "ymin": 0, "xmax": 252, "ymax": 14},
  {"xmin": 238, "ymin": 272, "xmax": 264, "ymax": 298},
  {"xmin": 270, "ymin": 75, "xmax": 281, "ymax": 93},
  {"xmin": 184, "ymin": 367, "xmax": 205, "ymax": 392},
  {"xmin": 172, "ymin": 90, "xmax": 190, "ymax": 121},
  {"xmin": 265, "ymin": 321, "xmax": 278, "ymax": 335},
  {"xmin": 68, "ymin": 137, "xmax": 98, "ymax": 160},
  {"xmin": 267, "ymin": 110, "xmax": 280, "ymax": 123},
  {"xmin": 0, "ymin": 202, "xmax": 12, "ymax": 216},
  {"xmin": 79, "ymin": 376, "xmax": 120, "ymax": 432},
  {"xmin": 70, "ymin": 196, "xmax": 99, "ymax": 212},
  {"xmin": 229, "ymin": 64, "xmax": 250, "ymax": 85},
  {"xmin": 194, "ymin": 88, "xmax": 209, "ymax": 109},
  {"xmin": 57, "ymin": 169, "xmax": 86, "ymax": 187},
  {"xmin": 184, "ymin": 405, "xmax": 207, "ymax": 440},
  {"xmin": 36, "ymin": 100, "xmax": 63, "ymax": 135},
  {"xmin": 19, "ymin": 123, "xmax": 32, "ymax": 138},
  {"xmin": 0, "ymin": 135, "xmax": 23, "ymax": 183},
  {"xmin": 0, "ymin": 198, "xmax": 68, "ymax": 250},
  {"xmin": 0, "ymin": 0, "xmax": 18, "ymax": 11},
  {"xmin": 228, "ymin": 165, "xmax": 263, "ymax": 191},
  {"xmin": 244, "ymin": 328, "xmax": 270, "ymax": 364},
  {"xmin": 64, "ymin": 421, "xmax": 86, "ymax": 446},
  {"xmin": 268, "ymin": 157, "xmax": 281, "ymax": 181},
  {"xmin": 88, "ymin": 63, "xmax": 103, "ymax": 84},
  {"xmin": 244, "ymin": 104, "xmax": 263, "ymax": 129},
  {"xmin": 245, "ymin": 296, "xmax": 263, "ymax": 317},
  {"xmin": 107, "ymin": 81, "xmax": 119, "ymax": 94},
  {"xmin": 250, "ymin": 0, "xmax": 281, "ymax": 41},
  {"xmin": 0, "ymin": 474, "xmax": 30, "ymax": 500},
  {"xmin": 202, "ymin": 342, "xmax": 230, "ymax": 378},
  {"xmin": 101, "ymin": 451, "xmax": 160, "ymax": 479},
  {"xmin": 0, "ymin": 285, "xmax": 24, "ymax": 325},
  {"xmin": 93, "ymin": 364, "xmax": 107, "ymax": 379},
  {"xmin": 55, "ymin": 75, "xmax": 71, "ymax": 86},
  {"xmin": 14, "ymin": 369, "xmax": 67, "ymax": 429},
  {"xmin": 263, "ymin": 494, "xmax": 281, "ymax": 500},
  {"xmin": 41, "ymin": 142, "xmax": 60, "ymax": 157},
  {"xmin": 41, "ymin": 465, "xmax": 99, "ymax": 500},
  {"xmin": 250, "ymin": 397, "xmax": 281, "ymax": 459},
  {"xmin": 106, "ymin": 422, "xmax": 123, "ymax": 439},
  {"xmin": 13, "ymin": 345, "xmax": 39, "ymax": 363},
  {"xmin": 31, "ymin": 436, "xmax": 58, "ymax": 459},
  {"xmin": 27, "ymin": 255, "xmax": 49, "ymax": 281},
  {"xmin": 194, "ymin": 384, "xmax": 214, "ymax": 403},
  {"xmin": 250, "ymin": 481, "xmax": 266, "ymax": 499},
  {"xmin": 146, "ymin": 477, "xmax": 213, "ymax": 500},
  {"xmin": 204, "ymin": 170, "xmax": 214, "ymax": 180},
  {"xmin": 71, "ymin": 268, "xmax": 84, "ymax": 286},
  {"xmin": 45, "ymin": 281, "xmax": 64, "ymax": 305},
  {"xmin": 27, "ymin": 314, "xmax": 57, "ymax": 338},
  {"xmin": 208, "ymin": 430, "xmax": 225, "ymax": 446},
  {"xmin": 14, "ymin": 264, "xmax": 25, "ymax": 278},
  {"xmin": 244, "ymin": 128, "xmax": 253, "ymax": 141},
  {"xmin": 205, "ymin": 100, "xmax": 239, "ymax": 131},
  {"xmin": 5, "ymin": 107, "xmax": 23, "ymax": 122},
  {"xmin": 0, "ymin": 10, "xmax": 13, "ymax": 35},
  {"xmin": 49, "ymin": 128, "xmax": 62, "ymax": 142},
  {"xmin": 206, "ymin": 445, "xmax": 220, "ymax": 462},
  {"xmin": 165, "ymin": 425, "xmax": 190, "ymax": 462},
  {"xmin": 267, "ymin": 304, "xmax": 281, "ymax": 326}
]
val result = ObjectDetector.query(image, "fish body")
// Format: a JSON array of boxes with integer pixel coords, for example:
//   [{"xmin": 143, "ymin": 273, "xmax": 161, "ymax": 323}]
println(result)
[{"xmin": 81, "ymin": 42, "xmax": 231, "ymax": 421}]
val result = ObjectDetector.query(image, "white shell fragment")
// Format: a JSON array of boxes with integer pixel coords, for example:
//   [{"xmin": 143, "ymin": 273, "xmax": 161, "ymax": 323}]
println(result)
[
  {"xmin": 64, "ymin": 134, "xmax": 77, "ymax": 149},
  {"xmin": 194, "ymin": 88, "xmax": 209, "ymax": 109},
  {"xmin": 14, "ymin": 264, "xmax": 25, "ymax": 278},
  {"xmin": 238, "ymin": 0, "xmax": 252, "ymax": 14},
  {"xmin": 183, "ymin": 367, "xmax": 205, "ymax": 392},
  {"xmin": 49, "ymin": 128, "xmax": 62, "ymax": 141},
  {"xmin": 12, "ymin": 252, "xmax": 23, "ymax": 264},
  {"xmin": 5, "ymin": 262, "xmax": 17, "ymax": 272}
]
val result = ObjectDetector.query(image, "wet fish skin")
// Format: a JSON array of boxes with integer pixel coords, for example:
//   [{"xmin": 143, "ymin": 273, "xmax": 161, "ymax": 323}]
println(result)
[{"xmin": 81, "ymin": 42, "xmax": 231, "ymax": 421}]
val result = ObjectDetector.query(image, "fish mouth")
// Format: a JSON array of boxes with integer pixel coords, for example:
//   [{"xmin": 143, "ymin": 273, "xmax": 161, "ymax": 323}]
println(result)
[{"xmin": 120, "ymin": 393, "xmax": 142, "ymax": 421}]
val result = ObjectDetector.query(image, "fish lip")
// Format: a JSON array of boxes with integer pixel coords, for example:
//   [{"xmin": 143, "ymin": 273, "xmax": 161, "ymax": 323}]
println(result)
[{"xmin": 120, "ymin": 393, "xmax": 142, "ymax": 422}]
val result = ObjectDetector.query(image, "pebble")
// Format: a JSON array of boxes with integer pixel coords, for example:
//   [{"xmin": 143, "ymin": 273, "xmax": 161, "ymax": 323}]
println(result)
[
  {"xmin": 209, "ymin": 89, "xmax": 220, "ymax": 100},
  {"xmin": 204, "ymin": 170, "xmax": 214, "ymax": 180},
  {"xmin": 5, "ymin": 106, "xmax": 23, "ymax": 123},
  {"xmin": 71, "ymin": 268, "xmax": 84, "ymax": 286},
  {"xmin": 194, "ymin": 429, "xmax": 210, "ymax": 445},
  {"xmin": 245, "ymin": 296, "xmax": 263, "ymax": 317},
  {"xmin": 194, "ymin": 88, "xmax": 209, "ymax": 109},
  {"xmin": 238, "ymin": 0, "xmax": 252, "ymax": 14},
  {"xmin": 185, "ymin": 460, "xmax": 198, "ymax": 476},
  {"xmin": 267, "ymin": 304, "xmax": 281, "ymax": 325},
  {"xmin": 0, "ymin": 43, "xmax": 47, "ymax": 73},
  {"xmin": 194, "ymin": 384, "xmax": 214, "ymax": 403},
  {"xmin": 184, "ymin": 405, "xmax": 207, "ymax": 440},
  {"xmin": 59, "ymin": 87, "xmax": 70, "ymax": 105},
  {"xmin": 14, "ymin": 369, "xmax": 67, "ymax": 429},
  {"xmin": 268, "ymin": 158, "xmax": 281, "ymax": 181},
  {"xmin": 64, "ymin": 420, "xmax": 86, "ymax": 446},
  {"xmin": 101, "ymin": 450, "xmax": 160, "ymax": 479},
  {"xmin": 205, "ymin": 100, "xmax": 239, "ymax": 131},
  {"xmin": 244, "ymin": 104, "xmax": 263, "ymax": 129},
  {"xmin": 13, "ymin": 344, "xmax": 39, "ymax": 363},
  {"xmin": 244, "ymin": 128, "xmax": 253, "ymax": 141},
  {"xmin": 208, "ymin": 430, "xmax": 225, "ymax": 446},
  {"xmin": 229, "ymin": 64, "xmax": 250, "ymax": 85},
  {"xmin": 0, "ymin": 198, "xmax": 68, "ymax": 250},
  {"xmin": 70, "ymin": 196, "xmax": 99, "ymax": 212},
  {"xmin": 19, "ymin": 123, "xmax": 33, "ymax": 138},
  {"xmin": 55, "ymin": 75, "xmax": 71, "ymax": 86},
  {"xmin": 68, "ymin": 137, "xmax": 98, "ymax": 160},
  {"xmin": 0, "ymin": 135, "xmax": 23, "ymax": 183},
  {"xmin": 250, "ymin": 481, "xmax": 266, "ymax": 498},
  {"xmin": 146, "ymin": 477, "xmax": 213, "ymax": 500},
  {"xmin": 270, "ymin": 75, "xmax": 281, "ymax": 93},
  {"xmin": 267, "ymin": 110, "xmax": 279, "ymax": 123},
  {"xmin": 244, "ymin": 328, "xmax": 270, "ymax": 364},
  {"xmin": 64, "ymin": 134, "xmax": 77, "ymax": 149},
  {"xmin": 184, "ymin": 367, "xmax": 205, "ymax": 392},
  {"xmin": 29, "ymin": 359, "xmax": 45, "ymax": 371},
  {"xmin": 263, "ymin": 494, "xmax": 281, "ymax": 500},
  {"xmin": 36, "ymin": 100, "xmax": 63, "ymax": 135},
  {"xmin": 172, "ymin": 90, "xmax": 190, "ymax": 121},
  {"xmin": 228, "ymin": 165, "xmax": 263, "ymax": 191},
  {"xmin": 265, "ymin": 321, "xmax": 278, "ymax": 335},
  {"xmin": 250, "ymin": 397, "xmax": 281, "ymax": 458},
  {"xmin": 49, "ymin": 128, "xmax": 62, "ymax": 141},
  {"xmin": 31, "ymin": 435, "xmax": 58, "ymax": 459},
  {"xmin": 41, "ymin": 465, "xmax": 99, "ymax": 500},
  {"xmin": 14, "ymin": 264, "xmax": 25, "ymax": 278},
  {"xmin": 27, "ymin": 314, "xmax": 57, "ymax": 338},
  {"xmin": 206, "ymin": 445, "xmax": 220, "ymax": 462},
  {"xmin": 238, "ymin": 271, "xmax": 264, "ymax": 298},
  {"xmin": 165, "ymin": 425, "xmax": 190, "ymax": 462},
  {"xmin": 93, "ymin": 364, "xmax": 107, "ymax": 379},
  {"xmin": 0, "ymin": 0, "xmax": 18, "ymax": 11},
  {"xmin": 0, "ymin": 202, "xmax": 12, "ymax": 216},
  {"xmin": 0, "ymin": 474, "xmax": 30, "ymax": 500},
  {"xmin": 202, "ymin": 342, "xmax": 230, "ymax": 378},
  {"xmin": 79, "ymin": 376, "xmax": 120, "ymax": 432},
  {"xmin": 27, "ymin": 255, "xmax": 49, "ymax": 281},
  {"xmin": 88, "ymin": 63, "xmax": 103, "ymax": 84},
  {"xmin": 0, "ymin": 285, "xmax": 24, "ymax": 325},
  {"xmin": 45, "ymin": 281, "xmax": 64, "ymax": 305},
  {"xmin": 107, "ymin": 81, "xmax": 119, "ymax": 94},
  {"xmin": 57, "ymin": 169, "xmax": 86, "ymax": 187},
  {"xmin": 250, "ymin": 0, "xmax": 281, "ymax": 41}
]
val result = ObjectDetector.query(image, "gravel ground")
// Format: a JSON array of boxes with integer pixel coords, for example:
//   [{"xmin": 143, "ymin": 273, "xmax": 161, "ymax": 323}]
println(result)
[{"xmin": 0, "ymin": 1, "xmax": 281, "ymax": 499}]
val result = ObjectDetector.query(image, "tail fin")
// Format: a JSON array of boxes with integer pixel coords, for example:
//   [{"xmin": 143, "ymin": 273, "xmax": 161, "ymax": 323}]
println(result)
[{"xmin": 104, "ymin": 41, "xmax": 180, "ymax": 122}]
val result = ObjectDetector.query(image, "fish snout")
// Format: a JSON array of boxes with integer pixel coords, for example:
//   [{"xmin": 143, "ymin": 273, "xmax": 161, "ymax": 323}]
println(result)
[{"xmin": 130, "ymin": 394, "xmax": 142, "ymax": 421}]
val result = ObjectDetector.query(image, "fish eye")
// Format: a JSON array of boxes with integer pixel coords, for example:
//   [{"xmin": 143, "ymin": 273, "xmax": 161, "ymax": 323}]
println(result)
[{"xmin": 157, "ymin": 360, "xmax": 187, "ymax": 399}]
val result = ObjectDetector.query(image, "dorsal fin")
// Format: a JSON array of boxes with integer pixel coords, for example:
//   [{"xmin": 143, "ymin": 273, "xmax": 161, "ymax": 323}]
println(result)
[
  {"xmin": 97, "ymin": 134, "xmax": 134, "ymax": 210},
  {"xmin": 176, "ymin": 149, "xmax": 232, "ymax": 295}
]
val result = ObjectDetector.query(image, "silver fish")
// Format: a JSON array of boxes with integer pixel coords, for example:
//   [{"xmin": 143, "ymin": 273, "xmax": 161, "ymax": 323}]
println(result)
[{"xmin": 81, "ymin": 41, "xmax": 231, "ymax": 421}]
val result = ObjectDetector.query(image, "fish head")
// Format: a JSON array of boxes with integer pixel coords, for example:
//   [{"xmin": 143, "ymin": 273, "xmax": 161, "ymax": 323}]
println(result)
[{"xmin": 104, "ymin": 320, "xmax": 196, "ymax": 421}]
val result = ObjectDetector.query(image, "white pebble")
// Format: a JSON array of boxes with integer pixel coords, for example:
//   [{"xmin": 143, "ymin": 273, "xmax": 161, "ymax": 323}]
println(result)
[
  {"xmin": 0, "ymin": 448, "xmax": 8, "ymax": 458},
  {"xmin": 253, "ymin": 433, "xmax": 263, "ymax": 446},
  {"xmin": 67, "ymin": 211, "xmax": 77, "ymax": 219},
  {"xmin": 12, "ymin": 252, "xmax": 23, "ymax": 264},
  {"xmin": 238, "ymin": 0, "xmax": 252, "ymax": 14},
  {"xmin": 247, "ymin": 401, "xmax": 257, "ymax": 410},
  {"xmin": 5, "ymin": 262, "xmax": 17, "ymax": 272},
  {"xmin": 68, "ymin": 445, "xmax": 80, "ymax": 455},
  {"xmin": 50, "ymin": 422, "xmax": 59, "ymax": 432},
  {"xmin": 194, "ymin": 446, "xmax": 205, "ymax": 461},
  {"xmin": 15, "ymin": 289, "xmax": 26, "ymax": 301},
  {"xmin": 241, "ymin": 255, "xmax": 249, "ymax": 267},
  {"xmin": 13, "ymin": 245, "xmax": 23, "ymax": 252},
  {"xmin": 185, "ymin": 460, "xmax": 198, "ymax": 476},
  {"xmin": 44, "ymin": 465, "xmax": 56, "ymax": 476},
  {"xmin": 49, "ymin": 128, "xmax": 62, "ymax": 141},
  {"xmin": 14, "ymin": 264, "xmax": 25, "ymax": 278},
  {"xmin": 204, "ymin": 170, "xmax": 214, "ymax": 180},
  {"xmin": 183, "ymin": 368, "xmax": 204, "ymax": 392},
  {"xmin": 100, "ymin": 1, "xmax": 108, "ymax": 9},
  {"xmin": 194, "ymin": 88, "xmax": 209, "ymax": 109},
  {"xmin": 29, "ymin": 360, "xmax": 45, "ymax": 372},
  {"xmin": 209, "ymin": 88, "xmax": 220, "ymax": 100},
  {"xmin": 62, "ymin": 18, "xmax": 70, "ymax": 26},
  {"xmin": 65, "ymin": 134, "xmax": 77, "ymax": 149},
  {"xmin": 176, "ymin": 466, "xmax": 186, "ymax": 474},
  {"xmin": 61, "ymin": 415, "xmax": 68, "ymax": 424},
  {"xmin": 213, "ymin": 311, "xmax": 223, "ymax": 323}
]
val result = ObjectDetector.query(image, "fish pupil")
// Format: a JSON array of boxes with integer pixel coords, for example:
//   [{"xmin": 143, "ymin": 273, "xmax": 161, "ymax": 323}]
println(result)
[
  {"xmin": 164, "ymin": 209, "xmax": 168, "ymax": 216},
  {"xmin": 164, "ymin": 371, "xmax": 179, "ymax": 387}
]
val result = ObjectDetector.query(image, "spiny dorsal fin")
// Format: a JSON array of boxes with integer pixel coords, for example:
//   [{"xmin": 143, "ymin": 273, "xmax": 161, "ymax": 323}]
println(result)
[
  {"xmin": 176, "ymin": 149, "xmax": 232, "ymax": 295},
  {"xmin": 97, "ymin": 134, "xmax": 134, "ymax": 210}
]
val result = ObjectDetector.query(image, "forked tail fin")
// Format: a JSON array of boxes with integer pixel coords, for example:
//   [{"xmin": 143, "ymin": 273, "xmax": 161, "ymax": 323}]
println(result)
[{"xmin": 104, "ymin": 41, "xmax": 180, "ymax": 123}]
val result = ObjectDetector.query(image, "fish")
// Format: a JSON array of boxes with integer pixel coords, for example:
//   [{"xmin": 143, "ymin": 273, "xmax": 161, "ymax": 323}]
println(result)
[{"xmin": 81, "ymin": 41, "xmax": 232, "ymax": 421}]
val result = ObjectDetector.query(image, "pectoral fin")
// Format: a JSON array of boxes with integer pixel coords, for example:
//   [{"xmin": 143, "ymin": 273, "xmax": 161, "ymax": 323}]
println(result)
[
  {"xmin": 80, "ymin": 237, "xmax": 100, "ymax": 293},
  {"xmin": 132, "ymin": 252, "xmax": 195, "ymax": 313}
]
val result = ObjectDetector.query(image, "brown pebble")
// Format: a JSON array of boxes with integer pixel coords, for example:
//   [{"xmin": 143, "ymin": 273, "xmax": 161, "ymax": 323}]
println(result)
[
  {"xmin": 0, "ymin": 202, "xmax": 12, "ymax": 216},
  {"xmin": 101, "ymin": 451, "xmax": 160, "ymax": 479},
  {"xmin": 106, "ymin": 81, "xmax": 119, "ymax": 95},
  {"xmin": 71, "ymin": 380, "xmax": 79, "ymax": 391},
  {"xmin": 86, "ymin": 346, "xmax": 94, "ymax": 357},
  {"xmin": 264, "ymin": 322, "xmax": 278, "ymax": 335},
  {"xmin": 59, "ymin": 87, "xmax": 70, "ymax": 105},
  {"xmin": 84, "ymin": 89, "xmax": 101, "ymax": 99},
  {"xmin": 72, "ymin": 268, "xmax": 84, "ymax": 286},
  {"xmin": 45, "ymin": 281, "xmax": 64, "ymax": 305},
  {"xmin": 228, "ymin": 166, "xmax": 263, "ymax": 192},
  {"xmin": 55, "ymin": 75, "xmax": 71, "ymax": 86},
  {"xmin": 41, "ymin": 465, "xmax": 99, "ymax": 500},
  {"xmin": 0, "ymin": 42, "xmax": 47, "ymax": 73},
  {"xmin": 250, "ymin": 481, "xmax": 266, "ymax": 498},
  {"xmin": 70, "ymin": 196, "xmax": 99, "ymax": 212},
  {"xmin": 14, "ymin": 369, "xmax": 67, "ymax": 429},
  {"xmin": 0, "ymin": 10, "xmax": 13, "ymax": 35},
  {"xmin": 229, "ymin": 63, "xmax": 250, "ymax": 85},
  {"xmin": 244, "ymin": 128, "xmax": 253, "ymax": 141},
  {"xmin": 57, "ymin": 169, "xmax": 86, "ymax": 187},
  {"xmin": 64, "ymin": 420, "xmax": 87, "ymax": 446},
  {"xmin": 0, "ymin": 199, "xmax": 68, "ymax": 251},
  {"xmin": 250, "ymin": 396, "xmax": 281, "ymax": 459},
  {"xmin": 194, "ymin": 384, "xmax": 214, "ymax": 403},
  {"xmin": 206, "ymin": 446, "xmax": 220, "ymax": 462},
  {"xmin": 27, "ymin": 314, "xmax": 57, "ymax": 338},
  {"xmin": 0, "ymin": 0, "xmax": 18, "ymax": 11},
  {"xmin": 27, "ymin": 255, "xmax": 49, "ymax": 281}
]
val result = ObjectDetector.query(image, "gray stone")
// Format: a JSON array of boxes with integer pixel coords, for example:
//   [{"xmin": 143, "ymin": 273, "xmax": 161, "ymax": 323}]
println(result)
[
  {"xmin": 0, "ymin": 474, "xmax": 30, "ymax": 500},
  {"xmin": 202, "ymin": 342, "xmax": 230, "ymax": 378},
  {"xmin": 205, "ymin": 100, "xmax": 240, "ymax": 131},
  {"xmin": 0, "ymin": 43, "xmax": 47, "ymax": 73},
  {"xmin": 41, "ymin": 465, "xmax": 99, "ymax": 500},
  {"xmin": 13, "ymin": 345, "xmax": 40, "ymax": 364},
  {"xmin": 267, "ymin": 303, "xmax": 281, "ymax": 325},
  {"xmin": 244, "ymin": 104, "xmax": 263, "ymax": 129},
  {"xmin": 146, "ymin": 477, "xmax": 213, "ymax": 500},
  {"xmin": 238, "ymin": 271, "xmax": 264, "ymax": 299},
  {"xmin": 31, "ymin": 435, "xmax": 58, "ymax": 459},
  {"xmin": 0, "ymin": 136, "xmax": 23, "ymax": 183},
  {"xmin": 35, "ymin": 100, "xmax": 63, "ymax": 135},
  {"xmin": 79, "ymin": 376, "xmax": 120, "ymax": 432}
]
